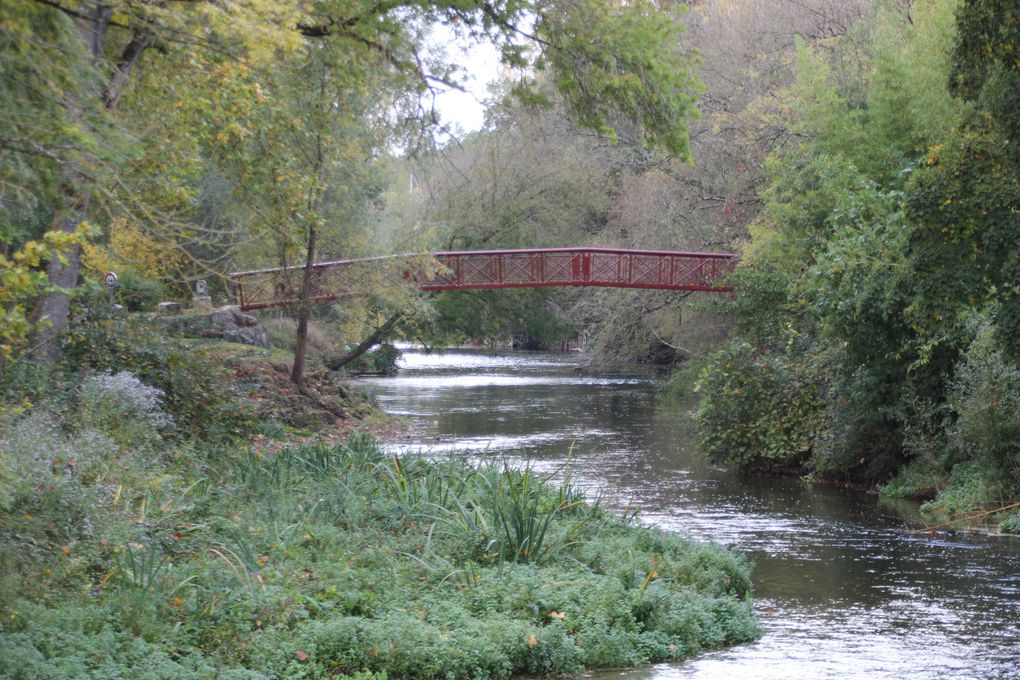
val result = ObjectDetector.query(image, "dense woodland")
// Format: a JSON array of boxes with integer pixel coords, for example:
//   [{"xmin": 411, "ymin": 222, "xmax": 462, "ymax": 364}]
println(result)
[
  {"xmin": 689, "ymin": 0, "xmax": 1020, "ymax": 524},
  {"xmin": 0, "ymin": 0, "xmax": 1018, "ymax": 675}
]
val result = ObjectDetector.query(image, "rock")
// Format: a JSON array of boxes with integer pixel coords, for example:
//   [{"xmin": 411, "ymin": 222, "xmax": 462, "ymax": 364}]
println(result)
[
  {"xmin": 191, "ymin": 295, "xmax": 213, "ymax": 309},
  {"xmin": 110, "ymin": 304, "xmax": 126, "ymax": 317},
  {"xmin": 159, "ymin": 301, "xmax": 182, "ymax": 315},
  {"xmin": 165, "ymin": 305, "xmax": 269, "ymax": 347}
]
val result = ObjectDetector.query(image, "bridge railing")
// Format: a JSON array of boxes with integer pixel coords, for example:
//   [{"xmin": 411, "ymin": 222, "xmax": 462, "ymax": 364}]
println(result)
[
  {"xmin": 422, "ymin": 247, "xmax": 738, "ymax": 291},
  {"xmin": 229, "ymin": 247, "xmax": 738, "ymax": 311}
]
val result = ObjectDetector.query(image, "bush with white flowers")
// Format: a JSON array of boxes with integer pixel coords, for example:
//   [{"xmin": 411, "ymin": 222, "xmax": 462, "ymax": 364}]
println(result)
[{"xmin": 77, "ymin": 371, "xmax": 173, "ymax": 447}]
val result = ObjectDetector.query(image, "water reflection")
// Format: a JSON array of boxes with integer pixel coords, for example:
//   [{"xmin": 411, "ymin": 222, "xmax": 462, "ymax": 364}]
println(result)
[{"xmin": 352, "ymin": 348, "xmax": 1020, "ymax": 679}]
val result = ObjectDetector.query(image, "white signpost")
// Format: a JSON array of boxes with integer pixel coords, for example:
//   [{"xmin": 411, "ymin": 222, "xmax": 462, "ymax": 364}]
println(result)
[{"xmin": 103, "ymin": 271, "xmax": 118, "ymax": 305}]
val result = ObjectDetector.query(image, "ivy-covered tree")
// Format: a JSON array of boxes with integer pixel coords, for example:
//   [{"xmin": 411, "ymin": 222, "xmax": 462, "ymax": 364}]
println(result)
[{"xmin": 906, "ymin": 0, "xmax": 1020, "ymax": 357}]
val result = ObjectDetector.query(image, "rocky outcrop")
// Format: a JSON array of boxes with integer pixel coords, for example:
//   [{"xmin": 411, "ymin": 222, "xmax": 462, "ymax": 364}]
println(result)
[
  {"xmin": 165, "ymin": 305, "xmax": 269, "ymax": 347},
  {"xmin": 158, "ymin": 301, "xmax": 182, "ymax": 315}
]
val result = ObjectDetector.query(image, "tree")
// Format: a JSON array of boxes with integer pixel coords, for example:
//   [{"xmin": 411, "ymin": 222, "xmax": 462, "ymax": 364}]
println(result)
[
  {"xmin": 691, "ymin": 0, "xmax": 968, "ymax": 478},
  {"xmin": 10, "ymin": 0, "xmax": 310, "ymax": 362},
  {"xmin": 207, "ymin": 46, "xmax": 390, "ymax": 390},
  {"xmin": 9, "ymin": 0, "xmax": 705, "ymax": 381},
  {"xmin": 906, "ymin": 0, "xmax": 1020, "ymax": 357}
]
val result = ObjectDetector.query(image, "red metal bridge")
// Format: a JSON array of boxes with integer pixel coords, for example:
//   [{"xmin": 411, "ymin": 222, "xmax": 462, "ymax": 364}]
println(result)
[{"xmin": 230, "ymin": 247, "xmax": 738, "ymax": 312}]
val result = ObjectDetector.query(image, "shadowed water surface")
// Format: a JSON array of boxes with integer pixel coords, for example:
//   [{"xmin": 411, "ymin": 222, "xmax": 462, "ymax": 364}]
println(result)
[{"xmin": 352, "ymin": 348, "xmax": 1020, "ymax": 679}]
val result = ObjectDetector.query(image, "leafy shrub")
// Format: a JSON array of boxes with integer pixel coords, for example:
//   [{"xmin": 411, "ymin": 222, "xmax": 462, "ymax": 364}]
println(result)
[
  {"xmin": 0, "ymin": 412, "xmax": 119, "ymax": 517},
  {"xmin": 878, "ymin": 317, "xmax": 1020, "ymax": 515},
  {"xmin": 811, "ymin": 363, "xmax": 906, "ymax": 483},
  {"xmin": 77, "ymin": 370, "xmax": 172, "ymax": 448},
  {"xmin": 879, "ymin": 455, "xmax": 945, "ymax": 501},
  {"xmin": 999, "ymin": 509, "xmax": 1020, "ymax": 535},
  {"xmin": 62, "ymin": 299, "xmax": 253, "ymax": 441},
  {"xmin": 110, "ymin": 265, "xmax": 165, "ymax": 312},
  {"xmin": 659, "ymin": 352, "xmax": 711, "ymax": 403},
  {"xmin": 920, "ymin": 460, "xmax": 1013, "ymax": 518},
  {"xmin": 947, "ymin": 319, "xmax": 1020, "ymax": 485},
  {"xmin": 694, "ymin": 340, "xmax": 824, "ymax": 470}
]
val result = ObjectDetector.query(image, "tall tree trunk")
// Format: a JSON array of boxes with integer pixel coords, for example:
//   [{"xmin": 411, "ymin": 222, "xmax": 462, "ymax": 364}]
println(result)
[
  {"xmin": 290, "ymin": 223, "xmax": 318, "ymax": 389},
  {"xmin": 32, "ymin": 3, "xmax": 150, "ymax": 363},
  {"xmin": 292, "ymin": 82, "xmax": 328, "ymax": 391},
  {"xmin": 33, "ymin": 179, "xmax": 87, "ymax": 363}
]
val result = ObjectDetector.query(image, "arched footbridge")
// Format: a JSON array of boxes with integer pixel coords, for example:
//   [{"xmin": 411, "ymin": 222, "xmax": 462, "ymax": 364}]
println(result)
[{"xmin": 229, "ymin": 247, "xmax": 738, "ymax": 312}]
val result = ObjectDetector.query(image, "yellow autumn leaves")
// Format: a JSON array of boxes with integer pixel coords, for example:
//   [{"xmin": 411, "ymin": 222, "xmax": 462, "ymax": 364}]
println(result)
[
  {"xmin": 0, "ymin": 223, "xmax": 91, "ymax": 375},
  {"xmin": 81, "ymin": 219, "xmax": 185, "ymax": 282}
]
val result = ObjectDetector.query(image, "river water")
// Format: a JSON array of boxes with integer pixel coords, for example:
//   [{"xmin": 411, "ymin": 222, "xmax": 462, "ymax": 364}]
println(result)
[{"xmin": 352, "ymin": 348, "xmax": 1020, "ymax": 679}]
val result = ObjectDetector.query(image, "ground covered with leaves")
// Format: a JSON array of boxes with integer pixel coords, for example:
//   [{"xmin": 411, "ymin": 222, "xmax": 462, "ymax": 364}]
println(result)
[{"xmin": 1, "ymin": 340, "xmax": 759, "ymax": 678}]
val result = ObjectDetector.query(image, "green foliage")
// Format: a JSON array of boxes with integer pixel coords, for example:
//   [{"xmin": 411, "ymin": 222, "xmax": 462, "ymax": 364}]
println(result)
[
  {"xmin": 109, "ymin": 266, "xmax": 165, "ymax": 313},
  {"xmin": 539, "ymin": 0, "xmax": 702, "ymax": 158},
  {"xmin": 0, "ymin": 4, "xmax": 97, "ymax": 246},
  {"xmin": 919, "ymin": 460, "xmax": 1013, "ymax": 518},
  {"xmin": 659, "ymin": 352, "xmax": 711, "ymax": 403},
  {"xmin": 999, "ymin": 509, "xmax": 1020, "ymax": 535},
  {"xmin": 481, "ymin": 463, "xmax": 594, "ymax": 564},
  {"xmin": 904, "ymin": 0, "xmax": 1020, "ymax": 358},
  {"xmin": 785, "ymin": 1, "xmax": 963, "ymax": 183},
  {"xmin": 722, "ymin": 265, "xmax": 801, "ymax": 349},
  {"xmin": 904, "ymin": 116, "xmax": 1020, "ymax": 358},
  {"xmin": 0, "ymin": 428, "xmax": 759, "ymax": 677},
  {"xmin": 0, "ymin": 225, "xmax": 89, "ymax": 377},
  {"xmin": 430, "ymin": 288, "xmax": 576, "ymax": 349},
  {"xmin": 61, "ymin": 298, "xmax": 253, "ymax": 441},
  {"xmin": 946, "ymin": 318, "xmax": 1020, "ymax": 484},
  {"xmin": 878, "ymin": 454, "xmax": 946, "ymax": 501},
  {"xmin": 802, "ymin": 188, "xmax": 921, "ymax": 480},
  {"xmin": 950, "ymin": 0, "xmax": 1020, "ymax": 170},
  {"xmin": 694, "ymin": 341, "xmax": 824, "ymax": 470},
  {"xmin": 0, "ymin": 602, "xmax": 224, "ymax": 679},
  {"xmin": 692, "ymin": 0, "xmax": 1020, "ymax": 512},
  {"xmin": 808, "ymin": 184, "xmax": 911, "ymax": 358}
]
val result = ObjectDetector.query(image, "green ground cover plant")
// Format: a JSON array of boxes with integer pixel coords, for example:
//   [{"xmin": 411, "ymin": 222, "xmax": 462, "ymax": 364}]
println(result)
[{"xmin": 0, "ymin": 364, "xmax": 759, "ymax": 678}]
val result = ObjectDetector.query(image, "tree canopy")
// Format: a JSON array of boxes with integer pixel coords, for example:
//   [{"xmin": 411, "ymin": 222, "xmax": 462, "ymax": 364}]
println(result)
[{"xmin": 1, "ymin": 0, "xmax": 703, "ymax": 380}]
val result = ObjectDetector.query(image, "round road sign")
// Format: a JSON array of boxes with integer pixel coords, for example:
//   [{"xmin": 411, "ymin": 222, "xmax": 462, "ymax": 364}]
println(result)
[{"xmin": 103, "ymin": 271, "xmax": 118, "ymax": 287}]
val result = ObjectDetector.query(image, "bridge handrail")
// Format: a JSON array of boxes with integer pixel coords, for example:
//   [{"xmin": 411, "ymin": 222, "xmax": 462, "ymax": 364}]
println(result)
[
  {"xmin": 228, "ymin": 247, "xmax": 740, "ymax": 311},
  {"xmin": 228, "ymin": 247, "xmax": 739, "ymax": 279}
]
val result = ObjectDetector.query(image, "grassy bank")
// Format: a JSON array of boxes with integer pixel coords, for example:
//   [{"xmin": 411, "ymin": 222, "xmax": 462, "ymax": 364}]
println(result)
[{"xmin": 1, "ymin": 347, "xmax": 759, "ymax": 677}]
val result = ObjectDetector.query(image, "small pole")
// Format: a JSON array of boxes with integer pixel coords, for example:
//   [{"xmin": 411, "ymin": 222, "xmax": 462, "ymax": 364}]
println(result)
[{"xmin": 103, "ymin": 271, "xmax": 118, "ymax": 307}]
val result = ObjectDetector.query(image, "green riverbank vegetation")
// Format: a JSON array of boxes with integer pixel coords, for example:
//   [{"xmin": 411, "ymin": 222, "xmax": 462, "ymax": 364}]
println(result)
[
  {"xmin": 1, "ymin": 0, "xmax": 768, "ymax": 671},
  {"xmin": 687, "ymin": 0, "xmax": 1020, "ymax": 531},
  {"xmin": 0, "ymin": 329, "xmax": 758, "ymax": 677}
]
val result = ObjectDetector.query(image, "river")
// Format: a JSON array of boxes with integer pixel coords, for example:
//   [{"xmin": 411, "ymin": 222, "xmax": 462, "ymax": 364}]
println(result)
[{"xmin": 352, "ymin": 347, "xmax": 1020, "ymax": 679}]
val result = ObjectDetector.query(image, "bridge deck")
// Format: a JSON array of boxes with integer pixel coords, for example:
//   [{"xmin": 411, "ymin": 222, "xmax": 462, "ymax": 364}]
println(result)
[{"xmin": 230, "ymin": 247, "xmax": 738, "ymax": 311}]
